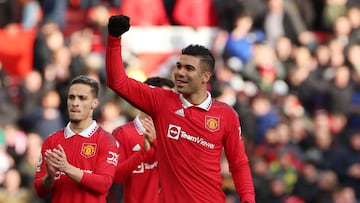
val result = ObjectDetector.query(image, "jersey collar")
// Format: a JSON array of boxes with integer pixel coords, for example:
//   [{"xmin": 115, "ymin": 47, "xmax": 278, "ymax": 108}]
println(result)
[
  {"xmin": 179, "ymin": 91, "xmax": 212, "ymax": 111},
  {"xmin": 133, "ymin": 115, "xmax": 145, "ymax": 135},
  {"xmin": 64, "ymin": 121, "xmax": 99, "ymax": 139}
]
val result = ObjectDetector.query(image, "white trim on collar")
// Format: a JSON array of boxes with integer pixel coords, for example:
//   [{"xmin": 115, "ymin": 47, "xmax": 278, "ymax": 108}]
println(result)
[
  {"xmin": 179, "ymin": 92, "xmax": 212, "ymax": 111},
  {"xmin": 64, "ymin": 121, "xmax": 99, "ymax": 139},
  {"xmin": 133, "ymin": 115, "xmax": 145, "ymax": 135}
]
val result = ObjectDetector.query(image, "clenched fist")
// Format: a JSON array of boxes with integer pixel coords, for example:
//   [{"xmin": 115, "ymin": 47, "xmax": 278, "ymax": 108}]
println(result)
[{"xmin": 108, "ymin": 15, "xmax": 130, "ymax": 38}]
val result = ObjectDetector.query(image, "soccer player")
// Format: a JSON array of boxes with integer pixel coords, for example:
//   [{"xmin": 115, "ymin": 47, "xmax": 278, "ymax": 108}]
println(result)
[
  {"xmin": 112, "ymin": 77, "xmax": 174, "ymax": 203},
  {"xmin": 105, "ymin": 15, "xmax": 256, "ymax": 203},
  {"xmin": 34, "ymin": 75, "xmax": 119, "ymax": 203}
]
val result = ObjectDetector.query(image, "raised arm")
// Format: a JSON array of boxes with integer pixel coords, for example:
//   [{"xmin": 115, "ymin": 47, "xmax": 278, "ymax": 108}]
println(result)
[{"xmin": 106, "ymin": 15, "xmax": 130, "ymax": 90}]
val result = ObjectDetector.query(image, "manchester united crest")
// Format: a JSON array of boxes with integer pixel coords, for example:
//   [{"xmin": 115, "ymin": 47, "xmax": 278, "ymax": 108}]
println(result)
[
  {"xmin": 81, "ymin": 143, "xmax": 97, "ymax": 158},
  {"xmin": 205, "ymin": 116, "xmax": 220, "ymax": 132}
]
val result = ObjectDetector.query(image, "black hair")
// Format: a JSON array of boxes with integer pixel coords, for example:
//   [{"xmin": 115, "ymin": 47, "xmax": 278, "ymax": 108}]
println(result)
[
  {"xmin": 144, "ymin": 76, "xmax": 175, "ymax": 88},
  {"xmin": 69, "ymin": 75, "xmax": 100, "ymax": 98},
  {"xmin": 181, "ymin": 44, "xmax": 215, "ymax": 73}
]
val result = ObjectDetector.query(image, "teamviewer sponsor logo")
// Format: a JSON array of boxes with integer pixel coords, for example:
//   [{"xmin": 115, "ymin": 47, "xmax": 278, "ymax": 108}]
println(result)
[
  {"xmin": 167, "ymin": 124, "xmax": 181, "ymax": 140},
  {"xmin": 167, "ymin": 124, "xmax": 215, "ymax": 149}
]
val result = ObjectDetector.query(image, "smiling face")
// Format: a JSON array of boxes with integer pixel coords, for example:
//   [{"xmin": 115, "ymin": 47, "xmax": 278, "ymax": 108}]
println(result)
[
  {"xmin": 174, "ymin": 55, "xmax": 211, "ymax": 101},
  {"xmin": 67, "ymin": 83, "xmax": 99, "ymax": 125}
]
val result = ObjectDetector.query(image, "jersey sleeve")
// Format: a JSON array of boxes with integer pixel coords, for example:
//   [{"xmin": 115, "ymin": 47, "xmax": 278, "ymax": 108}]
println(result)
[
  {"xmin": 79, "ymin": 133, "xmax": 119, "ymax": 195},
  {"xmin": 105, "ymin": 35, "xmax": 162, "ymax": 116},
  {"xmin": 113, "ymin": 149, "xmax": 152, "ymax": 184},
  {"xmin": 223, "ymin": 109, "xmax": 256, "ymax": 203},
  {"xmin": 34, "ymin": 138, "xmax": 52, "ymax": 197}
]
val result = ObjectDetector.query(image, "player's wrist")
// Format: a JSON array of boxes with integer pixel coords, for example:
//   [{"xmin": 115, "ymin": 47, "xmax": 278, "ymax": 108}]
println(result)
[{"xmin": 42, "ymin": 174, "xmax": 54, "ymax": 188}]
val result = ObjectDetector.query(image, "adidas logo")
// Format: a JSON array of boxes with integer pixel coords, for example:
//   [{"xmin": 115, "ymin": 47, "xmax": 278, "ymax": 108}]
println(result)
[{"xmin": 175, "ymin": 109, "xmax": 185, "ymax": 117}]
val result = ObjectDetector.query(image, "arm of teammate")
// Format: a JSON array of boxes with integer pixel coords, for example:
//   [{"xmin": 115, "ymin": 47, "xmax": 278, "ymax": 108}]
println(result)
[{"xmin": 113, "ymin": 117, "xmax": 157, "ymax": 184}]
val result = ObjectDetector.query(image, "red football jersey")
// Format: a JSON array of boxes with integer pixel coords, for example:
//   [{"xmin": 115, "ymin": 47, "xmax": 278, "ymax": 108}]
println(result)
[
  {"xmin": 112, "ymin": 116, "xmax": 159, "ymax": 203},
  {"xmin": 34, "ymin": 121, "xmax": 119, "ymax": 203},
  {"xmin": 106, "ymin": 36, "xmax": 255, "ymax": 203}
]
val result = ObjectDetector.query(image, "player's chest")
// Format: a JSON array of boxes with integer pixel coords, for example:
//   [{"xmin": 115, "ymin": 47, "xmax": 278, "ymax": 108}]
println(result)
[
  {"xmin": 159, "ymin": 107, "xmax": 224, "ymax": 144},
  {"xmin": 57, "ymin": 138, "xmax": 99, "ymax": 164}
]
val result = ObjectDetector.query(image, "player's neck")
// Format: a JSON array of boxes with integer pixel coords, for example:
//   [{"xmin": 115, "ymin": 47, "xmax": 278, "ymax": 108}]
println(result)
[
  {"xmin": 70, "ymin": 118, "xmax": 94, "ymax": 134},
  {"xmin": 184, "ymin": 91, "xmax": 208, "ymax": 106}
]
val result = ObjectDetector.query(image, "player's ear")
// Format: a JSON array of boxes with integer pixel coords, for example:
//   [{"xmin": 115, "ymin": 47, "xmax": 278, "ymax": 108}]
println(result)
[
  {"xmin": 91, "ymin": 98, "xmax": 99, "ymax": 109},
  {"xmin": 202, "ymin": 71, "xmax": 212, "ymax": 84}
]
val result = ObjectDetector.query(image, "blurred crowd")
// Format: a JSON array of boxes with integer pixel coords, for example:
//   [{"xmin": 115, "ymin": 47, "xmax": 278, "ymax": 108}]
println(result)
[{"xmin": 1, "ymin": 0, "xmax": 360, "ymax": 203}]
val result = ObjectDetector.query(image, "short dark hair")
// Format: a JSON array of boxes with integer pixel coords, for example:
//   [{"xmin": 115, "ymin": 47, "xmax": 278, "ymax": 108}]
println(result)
[
  {"xmin": 69, "ymin": 75, "xmax": 100, "ymax": 98},
  {"xmin": 181, "ymin": 44, "xmax": 215, "ymax": 73},
  {"xmin": 144, "ymin": 76, "xmax": 174, "ymax": 88}
]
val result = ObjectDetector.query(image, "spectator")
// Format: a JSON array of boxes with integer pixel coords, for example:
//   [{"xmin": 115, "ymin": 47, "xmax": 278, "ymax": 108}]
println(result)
[
  {"xmin": 243, "ymin": 43, "xmax": 286, "ymax": 94},
  {"xmin": 39, "ymin": 0, "xmax": 67, "ymax": 29},
  {"xmin": 25, "ymin": 89, "xmax": 65, "ymax": 140},
  {"xmin": 119, "ymin": 0, "xmax": 170, "ymax": 26},
  {"xmin": 316, "ymin": 169, "xmax": 339, "ymax": 203},
  {"xmin": 17, "ymin": 132, "xmax": 44, "ymax": 203},
  {"xmin": 330, "ymin": 130, "xmax": 360, "ymax": 198},
  {"xmin": 291, "ymin": 160, "xmax": 321, "ymax": 203},
  {"xmin": 304, "ymin": 110, "xmax": 337, "ymax": 169},
  {"xmin": 331, "ymin": 15, "xmax": 353, "ymax": 52},
  {"xmin": 333, "ymin": 186, "xmax": 360, "ymax": 203},
  {"xmin": 262, "ymin": 0, "xmax": 309, "ymax": 47},
  {"xmin": 97, "ymin": 99, "xmax": 128, "ymax": 133},
  {"xmin": 0, "ymin": 67, "xmax": 20, "ymax": 126},
  {"xmin": 268, "ymin": 149, "xmax": 299, "ymax": 194},
  {"xmin": 3, "ymin": 123, "xmax": 27, "ymax": 165},
  {"xmin": 251, "ymin": 156, "xmax": 271, "ymax": 203},
  {"xmin": 223, "ymin": 11, "xmax": 265, "ymax": 72},
  {"xmin": 324, "ymin": 65, "xmax": 353, "ymax": 116},
  {"xmin": 347, "ymin": 6, "xmax": 360, "ymax": 45},
  {"xmin": 0, "ymin": 0, "xmax": 17, "ymax": 28},
  {"xmin": 20, "ymin": 0, "xmax": 41, "ymax": 30},
  {"xmin": 251, "ymin": 95, "xmax": 281, "ymax": 145},
  {"xmin": 265, "ymin": 177, "xmax": 289, "ymax": 203},
  {"xmin": 274, "ymin": 36, "xmax": 295, "ymax": 72},
  {"xmin": 0, "ymin": 168, "xmax": 32, "ymax": 203},
  {"xmin": 32, "ymin": 21, "xmax": 64, "ymax": 74},
  {"xmin": 17, "ymin": 70, "xmax": 54, "ymax": 132},
  {"xmin": 347, "ymin": 44, "xmax": 360, "ymax": 128},
  {"xmin": 321, "ymin": 0, "xmax": 348, "ymax": 32},
  {"xmin": 172, "ymin": 0, "xmax": 219, "ymax": 27}
]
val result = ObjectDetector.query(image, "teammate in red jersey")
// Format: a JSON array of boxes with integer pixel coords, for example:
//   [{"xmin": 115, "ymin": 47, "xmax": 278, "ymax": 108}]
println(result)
[
  {"xmin": 34, "ymin": 75, "xmax": 119, "ymax": 203},
  {"xmin": 112, "ymin": 77, "xmax": 174, "ymax": 203},
  {"xmin": 105, "ymin": 15, "xmax": 256, "ymax": 203}
]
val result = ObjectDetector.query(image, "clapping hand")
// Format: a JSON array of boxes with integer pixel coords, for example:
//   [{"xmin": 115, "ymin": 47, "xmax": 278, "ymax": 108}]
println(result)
[{"xmin": 141, "ymin": 117, "xmax": 156, "ymax": 151}]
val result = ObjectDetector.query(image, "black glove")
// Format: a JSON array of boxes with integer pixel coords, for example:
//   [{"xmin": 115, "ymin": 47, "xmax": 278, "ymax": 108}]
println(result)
[{"xmin": 108, "ymin": 15, "xmax": 130, "ymax": 38}]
